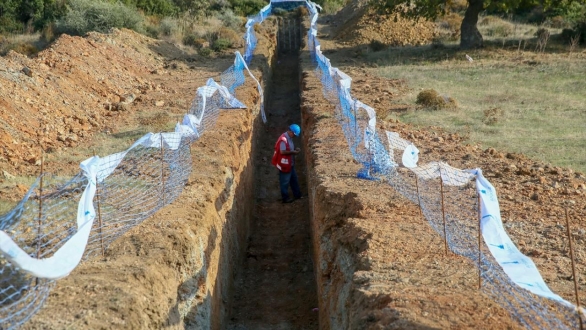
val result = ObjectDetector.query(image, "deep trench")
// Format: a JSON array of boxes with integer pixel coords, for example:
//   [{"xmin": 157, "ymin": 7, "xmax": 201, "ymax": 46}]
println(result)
[{"xmin": 227, "ymin": 17, "xmax": 318, "ymax": 330}]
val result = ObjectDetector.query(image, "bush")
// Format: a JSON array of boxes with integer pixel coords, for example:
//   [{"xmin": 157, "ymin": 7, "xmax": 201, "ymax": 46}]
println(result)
[
  {"xmin": 218, "ymin": 27, "xmax": 243, "ymax": 47},
  {"xmin": 216, "ymin": 9, "xmax": 243, "ymax": 30},
  {"xmin": 547, "ymin": 15, "xmax": 569, "ymax": 29},
  {"xmin": 437, "ymin": 12, "xmax": 462, "ymax": 40},
  {"xmin": 479, "ymin": 16, "xmax": 514, "ymax": 37},
  {"xmin": 296, "ymin": 6, "xmax": 309, "ymax": 17},
  {"xmin": 272, "ymin": 8, "xmax": 288, "ymax": 16},
  {"xmin": 0, "ymin": 16, "xmax": 24, "ymax": 34},
  {"xmin": 575, "ymin": 21, "xmax": 586, "ymax": 43},
  {"xmin": 144, "ymin": 25, "xmax": 159, "ymax": 38},
  {"xmin": 230, "ymin": 0, "xmax": 266, "ymax": 16},
  {"xmin": 369, "ymin": 39, "xmax": 386, "ymax": 52},
  {"xmin": 183, "ymin": 33, "xmax": 199, "ymax": 46},
  {"xmin": 199, "ymin": 47, "xmax": 212, "ymax": 57},
  {"xmin": 212, "ymin": 38, "xmax": 232, "ymax": 51},
  {"xmin": 160, "ymin": 17, "xmax": 179, "ymax": 37},
  {"xmin": 56, "ymin": 0, "xmax": 144, "ymax": 36},
  {"xmin": 446, "ymin": 0, "xmax": 467, "ymax": 13},
  {"xmin": 416, "ymin": 89, "xmax": 458, "ymax": 110}
]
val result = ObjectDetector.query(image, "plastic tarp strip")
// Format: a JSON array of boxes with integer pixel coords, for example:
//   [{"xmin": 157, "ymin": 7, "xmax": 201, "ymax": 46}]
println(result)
[
  {"xmin": 0, "ymin": 158, "xmax": 98, "ymax": 280},
  {"xmin": 235, "ymin": 51, "xmax": 267, "ymax": 123},
  {"xmin": 470, "ymin": 169, "xmax": 577, "ymax": 306}
]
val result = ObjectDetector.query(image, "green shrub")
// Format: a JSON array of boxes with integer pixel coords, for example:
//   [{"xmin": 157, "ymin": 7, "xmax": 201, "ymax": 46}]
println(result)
[
  {"xmin": 160, "ymin": 17, "xmax": 178, "ymax": 36},
  {"xmin": 230, "ymin": 0, "xmax": 266, "ymax": 16},
  {"xmin": 0, "ymin": 17, "xmax": 24, "ymax": 34},
  {"xmin": 272, "ymin": 8, "xmax": 288, "ymax": 16},
  {"xmin": 369, "ymin": 39, "xmax": 386, "ymax": 52},
  {"xmin": 183, "ymin": 33, "xmax": 199, "ymax": 46},
  {"xmin": 212, "ymin": 37, "xmax": 232, "ymax": 51},
  {"xmin": 491, "ymin": 24, "xmax": 514, "ymax": 37},
  {"xmin": 216, "ymin": 9, "xmax": 243, "ymax": 30},
  {"xmin": 145, "ymin": 25, "xmax": 160, "ymax": 38},
  {"xmin": 199, "ymin": 47, "xmax": 212, "ymax": 57},
  {"xmin": 56, "ymin": 0, "xmax": 144, "ymax": 36}
]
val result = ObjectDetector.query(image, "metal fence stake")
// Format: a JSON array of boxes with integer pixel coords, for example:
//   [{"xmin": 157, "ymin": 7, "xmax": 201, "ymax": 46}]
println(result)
[
  {"xmin": 565, "ymin": 208, "xmax": 583, "ymax": 330},
  {"xmin": 439, "ymin": 171, "xmax": 448, "ymax": 255},
  {"xmin": 36, "ymin": 148, "xmax": 44, "ymax": 259},
  {"xmin": 93, "ymin": 150, "xmax": 105, "ymax": 256},
  {"xmin": 415, "ymin": 175, "xmax": 422, "ymax": 216},
  {"xmin": 161, "ymin": 134, "xmax": 166, "ymax": 206}
]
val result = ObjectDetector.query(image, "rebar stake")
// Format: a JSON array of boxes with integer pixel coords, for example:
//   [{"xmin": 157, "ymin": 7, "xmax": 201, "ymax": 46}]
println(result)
[
  {"xmin": 414, "ymin": 175, "xmax": 423, "ymax": 216},
  {"xmin": 36, "ymin": 148, "xmax": 44, "ymax": 259},
  {"xmin": 161, "ymin": 134, "xmax": 166, "ymax": 206},
  {"xmin": 565, "ymin": 208, "xmax": 583, "ymax": 330},
  {"xmin": 94, "ymin": 150, "xmax": 105, "ymax": 256},
  {"xmin": 439, "ymin": 171, "xmax": 448, "ymax": 255}
]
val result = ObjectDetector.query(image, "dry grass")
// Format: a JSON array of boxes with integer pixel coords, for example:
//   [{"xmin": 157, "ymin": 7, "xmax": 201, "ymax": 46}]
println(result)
[
  {"xmin": 138, "ymin": 111, "xmax": 173, "ymax": 132},
  {"xmin": 369, "ymin": 30, "xmax": 586, "ymax": 172},
  {"xmin": 0, "ymin": 33, "xmax": 44, "ymax": 56}
]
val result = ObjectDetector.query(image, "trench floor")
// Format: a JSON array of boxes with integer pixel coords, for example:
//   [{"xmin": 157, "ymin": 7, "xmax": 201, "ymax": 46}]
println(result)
[{"xmin": 227, "ymin": 52, "xmax": 318, "ymax": 329}]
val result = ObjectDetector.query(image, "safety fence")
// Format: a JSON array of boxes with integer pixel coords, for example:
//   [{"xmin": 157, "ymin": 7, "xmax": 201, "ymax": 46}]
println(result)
[
  {"xmin": 0, "ymin": 6, "xmax": 271, "ymax": 328},
  {"xmin": 301, "ymin": 0, "xmax": 585, "ymax": 329}
]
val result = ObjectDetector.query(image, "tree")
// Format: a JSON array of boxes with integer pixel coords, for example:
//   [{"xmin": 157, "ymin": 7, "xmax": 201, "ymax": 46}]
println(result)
[{"xmin": 371, "ymin": 0, "xmax": 586, "ymax": 49}]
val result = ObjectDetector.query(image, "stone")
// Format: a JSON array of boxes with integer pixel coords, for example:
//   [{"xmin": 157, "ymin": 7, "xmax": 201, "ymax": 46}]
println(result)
[
  {"xmin": 1, "ymin": 170, "xmax": 15, "ymax": 180},
  {"xmin": 516, "ymin": 167, "xmax": 531, "ymax": 175},
  {"xmin": 22, "ymin": 67, "xmax": 33, "ymax": 77}
]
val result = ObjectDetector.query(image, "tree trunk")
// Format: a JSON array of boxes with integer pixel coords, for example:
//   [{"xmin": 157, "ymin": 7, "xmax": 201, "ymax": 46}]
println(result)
[{"xmin": 460, "ymin": 0, "xmax": 484, "ymax": 49}]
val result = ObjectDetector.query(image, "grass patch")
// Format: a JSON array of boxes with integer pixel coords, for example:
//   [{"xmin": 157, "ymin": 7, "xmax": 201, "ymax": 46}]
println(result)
[
  {"xmin": 369, "ymin": 37, "xmax": 586, "ymax": 172},
  {"xmin": 0, "ymin": 33, "xmax": 48, "ymax": 56}
]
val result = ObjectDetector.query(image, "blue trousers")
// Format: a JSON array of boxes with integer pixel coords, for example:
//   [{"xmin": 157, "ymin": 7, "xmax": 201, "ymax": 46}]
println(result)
[{"xmin": 279, "ymin": 167, "xmax": 301, "ymax": 201}]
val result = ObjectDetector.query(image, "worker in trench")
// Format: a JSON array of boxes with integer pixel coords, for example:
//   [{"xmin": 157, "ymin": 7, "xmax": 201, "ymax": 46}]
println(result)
[{"xmin": 271, "ymin": 123, "xmax": 304, "ymax": 203}]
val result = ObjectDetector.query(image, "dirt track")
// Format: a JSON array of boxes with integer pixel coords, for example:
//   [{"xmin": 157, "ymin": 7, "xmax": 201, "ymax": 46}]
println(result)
[{"xmin": 1, "ymin": 8, "xmax": 585, "ymax": 330}]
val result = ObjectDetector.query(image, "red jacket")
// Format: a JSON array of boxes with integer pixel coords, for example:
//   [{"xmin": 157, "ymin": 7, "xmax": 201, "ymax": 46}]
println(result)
[{"xmin": 272, "ymin": 133, "xmax": 292, "ymax": 173}]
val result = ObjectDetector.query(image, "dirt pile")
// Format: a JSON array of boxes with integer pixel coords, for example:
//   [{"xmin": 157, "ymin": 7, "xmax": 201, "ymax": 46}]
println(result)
[
  {"xmin": 0, "ymin": 28, "xmax": 239, "ymax": 206},
  {"xmin": 0, "ymin": 31, "xmax": 149, "ymax": 173},
  {"xmin": 326, "ymin": 0, "xmax": 436, "ymax": 47}
]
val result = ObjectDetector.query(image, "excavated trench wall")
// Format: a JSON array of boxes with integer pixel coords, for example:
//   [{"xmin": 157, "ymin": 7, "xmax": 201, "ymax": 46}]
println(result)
[
  {"xmin": 181, "ymin": 37, "xmax": 278, "ymax": 329},
  {"xmin": 298, "ymin": 33, "xmax": 384, "ymax": 329}
]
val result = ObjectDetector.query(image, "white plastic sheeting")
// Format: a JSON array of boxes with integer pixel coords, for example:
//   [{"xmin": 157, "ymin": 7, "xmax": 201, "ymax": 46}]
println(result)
[
  {"xmin": 0, "ymin": 158, "xmax": 97, "ymax": 280},
  {"xmin": 470, "ymin": 169, "xmax": 577, "ymax": 307}
]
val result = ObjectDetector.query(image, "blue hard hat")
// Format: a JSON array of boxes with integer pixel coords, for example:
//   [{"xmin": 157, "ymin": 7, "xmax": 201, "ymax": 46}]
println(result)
[{"xmin": 289, "ymin": 124, "xmax": 301, "ymax": 136}]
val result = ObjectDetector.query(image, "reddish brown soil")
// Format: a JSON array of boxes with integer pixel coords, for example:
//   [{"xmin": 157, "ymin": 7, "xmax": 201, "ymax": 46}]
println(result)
[
  {"xmin": 323, "ymin": 0, "xmax": 436, "ymax": 47},
  {"xmin": 1, "ymin": 7, "xmax": 584, "ymax": 330}
]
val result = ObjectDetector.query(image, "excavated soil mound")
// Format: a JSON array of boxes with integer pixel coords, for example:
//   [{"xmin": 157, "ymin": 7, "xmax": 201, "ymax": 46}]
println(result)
[
  {"xmin": 327, "ymin": 0, "xmax": 436, "ymax": 47},
  {"xmin": 0, "ymin": 28, "xmax": 236, "ymax": 202}
]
